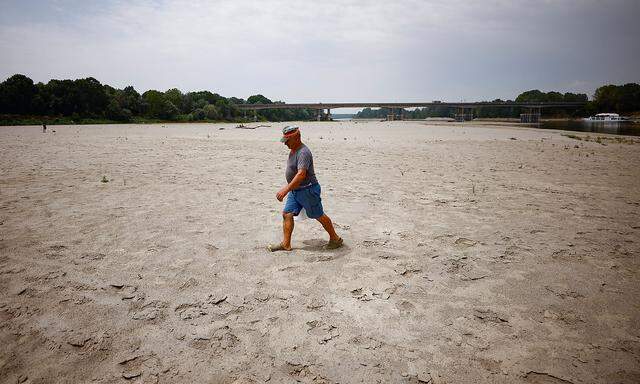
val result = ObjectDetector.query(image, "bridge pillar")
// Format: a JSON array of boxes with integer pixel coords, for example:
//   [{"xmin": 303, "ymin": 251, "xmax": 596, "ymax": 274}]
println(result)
[
  {"xmin": 520, "ymin": 107, "xmax": 541, "ymax": 123},
  {"xmin": 317, "ymin": 109, "xmax": 322, "ymax": 121},
  {"xmin": 253, "ymin": 110, "xmax": 257, "ymax": 122},
  {"xmin": 387, "ymin": 108, "xmax": 395, "ymax": 121},
  {"xmin": 327, "ymin": 109, "xmax": 331, "ymax": 121},
  {"xmin": 454, "ymin": 107, "xmax": 473, "ymax": 122}
]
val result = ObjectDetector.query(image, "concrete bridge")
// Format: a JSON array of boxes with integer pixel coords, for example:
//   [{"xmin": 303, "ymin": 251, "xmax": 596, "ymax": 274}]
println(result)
[{"xmin": 233, "ymin": 101, "xmax": 587, "ymax": 122}]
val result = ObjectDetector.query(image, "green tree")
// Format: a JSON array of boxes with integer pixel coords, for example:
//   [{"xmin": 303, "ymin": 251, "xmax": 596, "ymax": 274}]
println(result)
[
  {"xmin": 142, "ymin": 90, "xmax": 178, "ymax": 119},
  {"xmin": 119, "ymin": 86, "xmax": 143, "ymax": 114},
  {"xmin": 0, "ymin": 74, "xmax": 37, "ymax": 114},
  {"xmin": 73, "ymin": 77, "xmax": 109, "ymax": 116},
  {"xmin": 190, "ymin": 108, "xmax": 206, "ymax": 121},
  {"xmin": 105, "ymin": 100, "xmax": 132, "ymax": 121},
  {"xmin": 165, "ymin": 88, "xmax": 187, "ymax": 113},
  {"xmin": 247, "ymin": 94, "xmax": 272, "ymax": 104},
  {"xmin": 203, "ymin": 104, "xmax": 220, "ymax": 120},
  {"xmin": 594, "ymin": 83, "xmax": 640, "ymax": 113},
  {"xmin": 46, "ymin": 79, "xmax": 79, "ymax": 116},
  {"xmin": 515, "ymin": 90, "xmax": 546, "ymax": 103}
]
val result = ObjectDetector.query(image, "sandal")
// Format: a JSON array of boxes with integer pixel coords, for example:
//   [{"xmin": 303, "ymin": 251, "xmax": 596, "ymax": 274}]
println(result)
[{"xmin": 325, "ymin": 237, "xmax": 344, "ymax": 250}]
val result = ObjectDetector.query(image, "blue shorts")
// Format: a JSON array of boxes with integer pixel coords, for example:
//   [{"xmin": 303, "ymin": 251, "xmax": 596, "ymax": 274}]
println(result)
[{"xmin": 283, "ymin": 183, "xmax": 324, "ymax": 219}]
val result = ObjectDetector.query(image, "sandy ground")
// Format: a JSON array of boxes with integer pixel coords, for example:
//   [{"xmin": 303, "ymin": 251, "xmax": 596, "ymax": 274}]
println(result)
[{"xmin": 1, "ymin": 121, "xmax": 639, "ymax": 384}]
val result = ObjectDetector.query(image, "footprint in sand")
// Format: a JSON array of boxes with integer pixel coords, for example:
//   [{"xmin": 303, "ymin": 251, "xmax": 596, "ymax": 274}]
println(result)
[
  {"xmin": 44, "ymin": 244, "xmax": 68, "ymax": 260},
  {"xmin": 473, "ymin": 308, "xmax": 510, "ymax": 325},
  {"xmin": 131, "ymin": 300, "xmax": 167, "ymax": 321},
  {"xmin": 348, "ymin": 336, "xmax": 383, "ymax": 350},
  {"xmin": 306, "ymin": 320, "xmax": 340, "ymax": 344},
  {"xmin": 362, "ymin": 239, "xmax": 388, "ymax": 247},
  {"xmin": 109, "ymin": 284, "xmax": 139, "ymax": 300},
  {"xmin": 396, "ymin": 300, "xmax": 416, "ymax": 314},
  {"xmin": 188, "ymin": 326, "xmax": 239, "ymax": 351},
  {"xmin": 454, "ymin": 237, "xmax": 478, "ymax": 249},
  {"xmin": 174, "ymin": 302, "xmax": 207, "ymax": 320},
  {"xmin": 542, "ymin": 308, "xmax": 584, "ymax": 325},
  {"xmin": 178, "ymin": 277, "xmax": 199, "ymax": 290},
  {"xmin": 75, "ymin": 252, "xmax": 106, "ymax": 264}
]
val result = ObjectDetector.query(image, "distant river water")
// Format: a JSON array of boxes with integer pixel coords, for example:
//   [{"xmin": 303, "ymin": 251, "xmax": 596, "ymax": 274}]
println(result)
[
  {"xmin": 537, "ymin": 120, "xmax": 640, "ymax": 136},
  {"xmin": 343, "ymin": 117, "xmax": 640, "ymax": 136}
]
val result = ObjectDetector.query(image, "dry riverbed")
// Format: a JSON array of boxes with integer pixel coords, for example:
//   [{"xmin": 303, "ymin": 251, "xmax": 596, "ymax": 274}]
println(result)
[{"xmin": 1, "ymin": 121, "xmax": 639, "ymax": 383}]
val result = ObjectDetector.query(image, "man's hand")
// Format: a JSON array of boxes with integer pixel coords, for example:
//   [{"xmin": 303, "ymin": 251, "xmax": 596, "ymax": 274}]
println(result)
[
  {"xmin": 276, "ymin": 186, "xmax": 290, "ymax": 202},
  {"xmin": 277, "ymin": 170, "xmax": 305, "ymax": 201}
]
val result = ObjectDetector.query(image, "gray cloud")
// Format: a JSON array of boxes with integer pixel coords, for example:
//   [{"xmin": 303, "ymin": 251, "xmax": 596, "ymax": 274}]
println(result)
[{"xmin": 1, "ymin": 0, "xmax": 638, "ymax": 104}]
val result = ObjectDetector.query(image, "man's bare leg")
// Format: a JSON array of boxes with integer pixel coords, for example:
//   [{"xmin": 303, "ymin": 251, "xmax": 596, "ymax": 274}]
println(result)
[
  {"xmin": 316, "ymin": 214, "xmax": 340, "ymax": 242},
  {"xmin": 281, "ymin": 212, "xmax": 295, "ymax": 250},
  {"xmin": 268, "ymin": 212, "xmax": 295, "ymax": 252}
]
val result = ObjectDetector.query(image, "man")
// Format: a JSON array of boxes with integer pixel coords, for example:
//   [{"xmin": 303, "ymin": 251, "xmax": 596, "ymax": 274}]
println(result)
[{"xmin": 268, "ymin": 125, "xmax": 343, "ymax": 252}]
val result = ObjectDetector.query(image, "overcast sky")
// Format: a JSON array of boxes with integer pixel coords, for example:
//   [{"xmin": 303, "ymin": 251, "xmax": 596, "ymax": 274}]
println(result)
[{"xmin": 1, "ymin": 0, "xmax": 639, "ymax": 104}]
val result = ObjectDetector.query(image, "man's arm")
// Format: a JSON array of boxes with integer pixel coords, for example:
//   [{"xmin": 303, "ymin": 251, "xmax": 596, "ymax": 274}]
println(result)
[
  {"xmin": 287, "ymin": 169, "xmax": 307, "ymax": 191},
  {"xmin": 276, "ymin": 169, "xmax": 306, "ymax": 201}
]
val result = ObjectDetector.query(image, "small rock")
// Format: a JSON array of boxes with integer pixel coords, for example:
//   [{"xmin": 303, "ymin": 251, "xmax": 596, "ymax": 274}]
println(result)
[
  {"xmin": 122, "ymin": 370, "xmax": 142, "ymax": 379},
  {"xmin": 67, "ymin": 335, "xmax": 91, "ymax": 347},
  {"xmin": 208, "ymin": 294, "xmax": 227, "ymax": 305}
]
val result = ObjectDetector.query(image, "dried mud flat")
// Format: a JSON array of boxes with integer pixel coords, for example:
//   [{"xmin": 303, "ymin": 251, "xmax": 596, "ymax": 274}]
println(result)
[{"xmin": 1, "ymin": 121, "xmax": 639, "ymax": 383}]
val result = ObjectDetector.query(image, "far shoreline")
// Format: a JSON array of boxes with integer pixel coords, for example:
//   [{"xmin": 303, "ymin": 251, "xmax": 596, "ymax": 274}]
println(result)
[
  {"xmin": 0, "ymin": 116, "xmax": 588, "ymax": 127},
  {"xmin": 3, "ymin": 119, "xmax": 640, "ymax": 138}
]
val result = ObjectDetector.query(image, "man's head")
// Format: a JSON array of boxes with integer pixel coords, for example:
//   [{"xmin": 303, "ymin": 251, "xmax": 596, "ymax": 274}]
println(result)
[{"xmin": 281, "ymin": 125, "xmax": 301, "ymax": 148}]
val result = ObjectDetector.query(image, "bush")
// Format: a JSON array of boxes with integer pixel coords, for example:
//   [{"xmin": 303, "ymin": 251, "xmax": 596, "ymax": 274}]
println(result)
[{"xmin": 190, "ymin": 108, "xmax": 206, "ymax": 121}]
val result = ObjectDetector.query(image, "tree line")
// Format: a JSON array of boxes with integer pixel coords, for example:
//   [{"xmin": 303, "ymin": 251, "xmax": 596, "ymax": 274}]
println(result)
[
  {"xmin": 1, "ymin": 74, "xmax": 638, "ymax": 123},
  {"xmin": 0, "ymin": 74, "xmax": 315, "ymax": 124},
  {"xmin": 355, "ymin": 84, "xmax": 640, "ymax": 119}
]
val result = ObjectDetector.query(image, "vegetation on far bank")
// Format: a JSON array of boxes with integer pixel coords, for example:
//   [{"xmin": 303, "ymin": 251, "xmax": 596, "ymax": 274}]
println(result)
[
  {"xmin": 0, "ymin": 114, "xmax": 250, "ymax": 126},
  {"xmin": 0, "ymin": 74, "xmax": 315, "ymax": 125},
  {"xmin": 0, "ymin": 73, "xmax": 638, "ymax": 125},
  {"xmin": 356, "ymin": 84, "xmax": 640, "ymax": 119}
]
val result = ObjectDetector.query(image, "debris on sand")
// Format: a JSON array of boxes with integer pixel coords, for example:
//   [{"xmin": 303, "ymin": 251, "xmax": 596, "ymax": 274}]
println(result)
[
  {"xmin": 474, "ymin": 308, "xmax": 509, "ymax": 324},
  {"xmin": 235, "ymin": 124, "xmax": 271, "ymax": 129},
  {"xmin": 394, "ymin": 264, "xmax": 422, "ymax": 276}
]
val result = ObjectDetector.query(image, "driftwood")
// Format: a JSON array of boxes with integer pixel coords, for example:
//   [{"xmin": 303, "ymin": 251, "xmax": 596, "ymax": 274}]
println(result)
[{"xmin": 235, "ymin": 124, "xmax": 271, "ymax": 130}]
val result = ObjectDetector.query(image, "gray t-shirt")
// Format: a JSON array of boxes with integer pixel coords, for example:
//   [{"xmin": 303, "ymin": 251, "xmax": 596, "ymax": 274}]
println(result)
[{"xmin": 286, "ymin": 144, "xmax": 318, "ymax": 188}]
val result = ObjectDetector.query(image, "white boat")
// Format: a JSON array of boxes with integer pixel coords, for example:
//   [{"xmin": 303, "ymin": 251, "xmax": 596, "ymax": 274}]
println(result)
[{"xmin": 584, "ymin": 113, "xmax": 627, "ymax": 122}]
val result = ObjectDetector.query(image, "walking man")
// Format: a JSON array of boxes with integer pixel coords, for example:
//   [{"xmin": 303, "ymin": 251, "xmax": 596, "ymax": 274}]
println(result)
[{"xmin": 268, "ymin": 125, "xmax": 343, "ymax": 252}]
